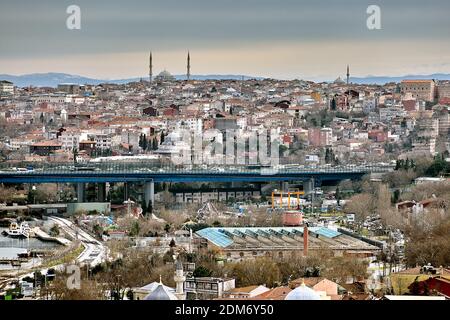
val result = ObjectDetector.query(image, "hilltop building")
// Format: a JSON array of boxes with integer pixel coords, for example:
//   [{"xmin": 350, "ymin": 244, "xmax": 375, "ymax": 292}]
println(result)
[
  {"xmin": 401, "ymin": 80, "xmax": 436, "ymax": 102},
  {"xmin": 0, "ymin": 80, "xmax": 14, "ymax": 95}
]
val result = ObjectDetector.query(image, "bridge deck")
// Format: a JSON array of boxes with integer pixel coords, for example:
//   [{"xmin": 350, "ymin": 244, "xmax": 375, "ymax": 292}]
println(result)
[{"xmin": 0, "ymin": 163, "xmax": 393, "ymax": 183}]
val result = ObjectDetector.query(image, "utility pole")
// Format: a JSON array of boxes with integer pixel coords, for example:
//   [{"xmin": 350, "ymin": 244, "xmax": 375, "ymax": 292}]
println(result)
[{"xmin": 311, "ymin": 178, "xmax": 315, "ymax": 216}]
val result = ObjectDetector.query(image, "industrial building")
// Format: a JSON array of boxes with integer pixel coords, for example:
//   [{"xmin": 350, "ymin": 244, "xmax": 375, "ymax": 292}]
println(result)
[{"xmin": 195, "ymin": 226, "xmax": 380, "ymax": 261}]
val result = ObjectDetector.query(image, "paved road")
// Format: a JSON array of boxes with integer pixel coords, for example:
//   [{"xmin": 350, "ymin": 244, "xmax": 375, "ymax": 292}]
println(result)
[
  {"xmin": 0, "ymin": 217, "xmax": 108, "ymax": 292},
  {"xmin": 48, "ymin": 216, "xmax": 108, "ymax": 268}
]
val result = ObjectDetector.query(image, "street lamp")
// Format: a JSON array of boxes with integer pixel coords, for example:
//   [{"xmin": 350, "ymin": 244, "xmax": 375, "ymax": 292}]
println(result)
[{"xmin": 30, "ymin": 185, "xmax": 37, "ymax": 204}]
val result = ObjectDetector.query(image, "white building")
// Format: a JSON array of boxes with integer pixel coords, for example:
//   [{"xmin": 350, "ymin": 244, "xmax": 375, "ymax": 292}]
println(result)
[
  {"xmin": 412, "ymin": 138, "xmax": 436, "ymax": 156},
  {"xmin": 31, "ymin": 94, "xmax": 67, "ymax": 105},
  {"xmin": 90, "ymin": 133, "xmax": 112, "ymax": 150},
  {"xmin": 59, "ymin": 130, "xmax": 82, "ymax": 150},
  {"xmin": 0, "ymin": 80, "xmax": 14, "ymax": 95}
]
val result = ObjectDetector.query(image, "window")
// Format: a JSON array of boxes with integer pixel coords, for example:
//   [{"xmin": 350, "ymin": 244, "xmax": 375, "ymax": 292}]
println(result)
[{"xmin": 203, "ymin": 283, "xmax": 212, "ymax": 290}]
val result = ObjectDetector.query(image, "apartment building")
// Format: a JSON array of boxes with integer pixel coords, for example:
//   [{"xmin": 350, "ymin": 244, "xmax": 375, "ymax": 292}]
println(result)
[{"xmin": 401, "ymin": 80, "xmax": 436, "ymax": 102}]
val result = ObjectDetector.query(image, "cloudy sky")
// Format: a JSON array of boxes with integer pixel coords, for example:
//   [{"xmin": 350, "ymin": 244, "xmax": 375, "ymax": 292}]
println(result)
[{"xmin": 1, "ymin": 0, "xmax": 450, "ymax": 81}]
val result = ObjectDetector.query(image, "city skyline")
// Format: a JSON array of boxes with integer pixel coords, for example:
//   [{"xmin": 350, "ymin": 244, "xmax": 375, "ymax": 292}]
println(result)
[{"xmin": 1, "ymin": 0, "xmax": 450, "ymax": 81}]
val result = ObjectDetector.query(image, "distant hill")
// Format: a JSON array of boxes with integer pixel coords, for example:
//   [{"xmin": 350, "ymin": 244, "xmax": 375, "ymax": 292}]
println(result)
[
  {"xmin": 1, "ymin": 72, "xmax": 450, "ymax": 87},
  {"xmin": 0, "ymin": 73, "xmax": 264, "ymax": 88}
]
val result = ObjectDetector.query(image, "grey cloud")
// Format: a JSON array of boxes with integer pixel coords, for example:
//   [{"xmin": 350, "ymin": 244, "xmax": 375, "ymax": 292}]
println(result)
[{"xmin": 1, "ymin": 0, "xmax": 449, "ymax": 58}]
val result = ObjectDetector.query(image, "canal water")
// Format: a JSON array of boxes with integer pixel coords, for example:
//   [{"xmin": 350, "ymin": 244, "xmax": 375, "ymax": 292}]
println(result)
[
  {"xmin": 0, "ymin": 226, "xmax": 61, "ymax": 250},
  {"xmin": 0, "ymin": 221, "xmax": 62, "ymax": 270}
]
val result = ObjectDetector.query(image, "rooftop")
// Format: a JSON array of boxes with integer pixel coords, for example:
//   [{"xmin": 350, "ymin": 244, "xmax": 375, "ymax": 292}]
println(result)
[{"xmin": 196, "ymin": 226, "xmax": 379, "ymax": 252}]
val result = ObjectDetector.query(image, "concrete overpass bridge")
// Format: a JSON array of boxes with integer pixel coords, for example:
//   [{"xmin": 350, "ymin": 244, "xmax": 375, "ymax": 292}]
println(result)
[{"xmin": 0, "ymin": 162, "xmax": 394, "ymax": 207}]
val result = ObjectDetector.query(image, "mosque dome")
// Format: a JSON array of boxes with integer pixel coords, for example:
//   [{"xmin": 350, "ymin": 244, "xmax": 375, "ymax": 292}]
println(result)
[
  {"xmin": 284, "ymin": 282, "xmax": 321, "ymax": 300},
  {"xmin": 144, "ymin": 283, "xmax": 178, "ymax": 300},
  {"xmin": 334, "ymin": 77, "xmax": 345, "ymax": 84},
  {"xmin": 155, "ymin": 70, "xmax": 176, "ymax": 82}
]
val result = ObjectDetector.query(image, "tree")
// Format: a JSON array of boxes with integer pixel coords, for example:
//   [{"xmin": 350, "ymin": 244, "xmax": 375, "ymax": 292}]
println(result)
[
  {"xmin": 279, "ymin": 145, "xmax": 288, "ymax": 155},
  {"xmin": 129, "ymin": 221, "xmax": 140, "ymax": 237},
  {"xmin": 325, "ymin": 148, "xmax": 330, "ymax": 163},
  {"xmin": 193, "ymin": 266, "xmax": 213, "ymax": 277},
  {"xmin": 330, "ymin": 98, "xmax": 337, "ymax": 111},
  {"xmin": 392, "ymin": 189, "xmax": 400, "ymax": 204},
  {"xmin": 404, "ymin": 215, "xmax": 450, "ymax": 267},
  {"xmin": 0, "ymin": 186, "xmax": 17, "ymax": 203},
  {"xmin": 212, "ymin": 220, "xmax": 222, "ymax": 227},
  {"xmin": 228, "ymin": 257, "xmax": 281, "ymax": 287},
  {"xmin": 425, "ymin": 155, "xmax": 449, "ymax": 176},
  {"xmin": 335, "ymin": 187, "xmax": 341, "ymax": 205},
  {"xmin": 152, "ymin": 138, "xmax": 158, "ymax": 150},
  {"xmin": 138, "ymin": 134, "xmax": 144, "ymax": 149},
  {"xmin": 46, "ymin": 271, "xmax": 106, "ymax": 300},
  {"xmin": 344, "ymin": 193, "xmax": 375, "ymax": 231},
  {"xmin": 141, "ymin": 134, "xmax": 148, "ymax": 151},
  {"xmin": 322, "ymin": 256, "xmax": 368, "ymax": 284},
  {"xmin": 72, "ymin": 148, "xmax": 78, "ymax": 165},
  {"xmin": 93, "ymin": 224, "xmax": 103, "ymax": 238},
  {"xmin": 141, "ymin": 200, "xmax": 147, "ymax": 216},
  {"xmin": 49, "ymin": 225, "xmax": 60, "ymax": 237}
]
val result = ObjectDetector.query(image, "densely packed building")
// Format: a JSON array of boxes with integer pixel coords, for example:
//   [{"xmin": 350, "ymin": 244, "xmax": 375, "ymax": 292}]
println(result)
[{"xmin": 1, "ymin": 72, "xmax": 450, "ymax": 166}]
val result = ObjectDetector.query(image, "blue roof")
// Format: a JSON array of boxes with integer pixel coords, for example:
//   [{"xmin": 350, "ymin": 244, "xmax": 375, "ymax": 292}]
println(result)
[
  {"xmin": 196, "ymin": 226, "xmax": 342, "ymax": 247},
  {"xmin": 309, "ymin": 227, "xmax": 341, "ymax": 238},
  {"xmin": 196, "ymin": 228, "xmax": 234, "ymax": 248}
]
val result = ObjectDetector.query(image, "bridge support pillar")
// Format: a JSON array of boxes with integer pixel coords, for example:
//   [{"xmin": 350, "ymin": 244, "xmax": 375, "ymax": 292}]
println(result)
[
  {"xmin": 144, "ymin": 181, "xmax": 155, "ymax": 208},
  {"xmin": 124, "ymin": 182, "xmax": 130, "ymax": 201},
  {"xmin": 76, "ymin": 183, "xmax": 85, "ymax": 203},
  {"xmin": 303, "ymin": 178, "xmax": 315, "ymax": 196},
  {"xmin": 98, "ymin": 183, "xmax": 106, "ymax": 202},
  {"xmin": 282, "ymin": 181, "xmax": 289, "ymax": 192}
]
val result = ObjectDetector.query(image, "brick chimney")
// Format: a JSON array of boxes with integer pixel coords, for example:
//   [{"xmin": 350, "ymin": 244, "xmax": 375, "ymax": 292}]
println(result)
[{"xmin": 303, "ymin": 224, "xmax": 308, "ymax": 256}]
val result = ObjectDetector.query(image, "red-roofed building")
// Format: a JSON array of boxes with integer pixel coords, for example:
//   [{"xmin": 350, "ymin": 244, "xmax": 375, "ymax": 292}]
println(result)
[
  {"xmin": 402, "ymin": 99, "xmax": 418, "ymax": 112},
  {"xmin": 250, "ymin": 286, "xmax": 292, "ymax": 300},
  {"xmin": 29, "ymin": 140, "xmax": 62, "ymax": 156},
  {"xmin": 409, "ymin": 275, "xmax": 450, "ymax": 297},
  {"xmin": 368, "ymin": 130, "xmax": 387, "ymax": 143},
  {"xmin": 439, "ymin": 97, "xmax": 450, "ymax": 105}
]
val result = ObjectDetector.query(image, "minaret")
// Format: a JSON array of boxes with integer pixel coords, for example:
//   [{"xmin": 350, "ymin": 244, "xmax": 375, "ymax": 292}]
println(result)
[
  {"xmin": 346, "ymin": 65, "xmax": 350, "ymax": 86},
  {"xmin": 149, "ymin": 51, "xmax": 153, "ymax": 83},
  {"xmin": 346, "ymin": 65, "xmax": 350, "ymax": 107},
  {"xmin": 174, "ymin": 260, "xmax": 186, "ymax": 300},
  {"xmin": 187, "ymin": 51, "xmax": 191, "ymax": 81},
  {"xmin": 303, "ymin": 224, "xmax": 308, "ymax": 257}
]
